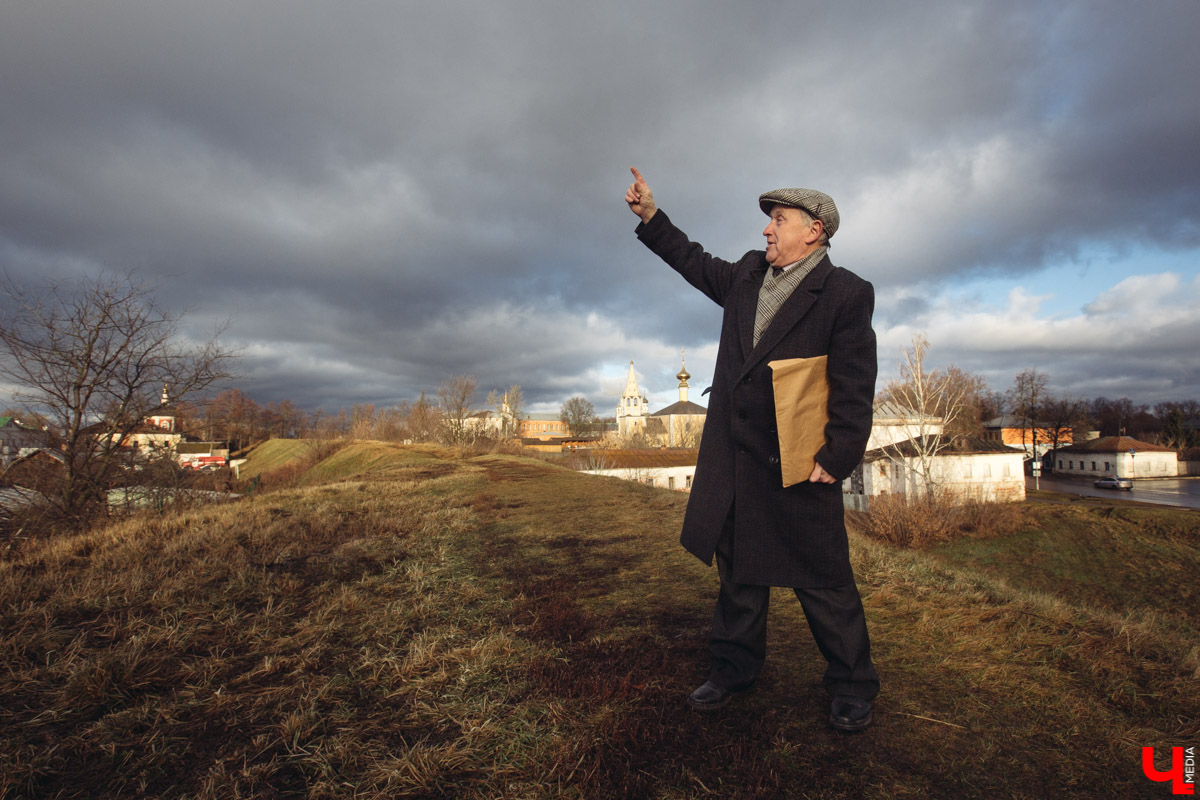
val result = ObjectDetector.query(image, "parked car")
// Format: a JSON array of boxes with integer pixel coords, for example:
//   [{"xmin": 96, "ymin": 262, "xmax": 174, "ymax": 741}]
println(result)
[{"xmin": 1094, "ymin": 475, "xmax": 1133, "ymax": 490}]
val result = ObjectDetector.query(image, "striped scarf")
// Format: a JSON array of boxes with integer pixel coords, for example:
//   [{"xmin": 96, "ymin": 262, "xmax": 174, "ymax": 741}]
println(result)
[{"xmin": 753, "ymin": 246, "xmax": 827, "ymax": 346}]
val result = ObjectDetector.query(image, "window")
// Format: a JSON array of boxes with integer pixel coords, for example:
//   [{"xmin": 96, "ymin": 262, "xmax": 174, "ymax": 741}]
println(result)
[
  {"xmin": 963, "ymin": 463, "xmax": 972, "ymax": 479},
  {"xmin": 1058, "ymin": 459, "xmax": 1063, "ymax": 469},
  {"xmin": 668, "ymin": 477, "xmax": 676, "ymax": 489},
  {"xmin": 1003, "ymin": 463, "xmax": 1011, "ymax": 477},
  {"xmin": 685, "ymin": 474, "xmax": 693, "ymax": 489},
  {"xmin": 1091, "ymin": 461, "xmax": 1097, "ymax": 471},
  {"xmin": 983, "ymin": 464, "xmax": 992, "ymax": 478}
]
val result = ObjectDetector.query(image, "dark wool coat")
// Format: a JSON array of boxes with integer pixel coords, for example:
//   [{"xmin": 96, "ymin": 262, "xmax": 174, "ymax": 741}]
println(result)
[{"xmin": 636, "ymin": 210, "xmax": 877, "ymax": 588}]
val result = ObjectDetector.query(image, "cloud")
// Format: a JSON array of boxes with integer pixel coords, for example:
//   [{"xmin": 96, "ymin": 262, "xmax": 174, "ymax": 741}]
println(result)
[
  {"xmin": 2, "ymin": 0, "xmax": 1199, "ymax": 415},
  {"xmin": 1083, "ymin": 274, "xmax": 1184, "ymax": 318},
  {"xmin": 877, "ymin": 272, "xmax": 1200, "ymax": 404}
]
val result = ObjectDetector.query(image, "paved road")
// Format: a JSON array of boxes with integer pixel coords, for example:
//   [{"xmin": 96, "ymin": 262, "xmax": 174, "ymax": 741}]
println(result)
[{"xmin": 1027, "ymin": 474, "xmax": 1200, "ymax": 510}]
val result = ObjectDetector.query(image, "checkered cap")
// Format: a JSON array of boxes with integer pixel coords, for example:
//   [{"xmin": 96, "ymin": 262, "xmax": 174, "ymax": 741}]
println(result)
[{"xmin": 758, "ymin": 188, "xmax": 839, "ymax": 241}]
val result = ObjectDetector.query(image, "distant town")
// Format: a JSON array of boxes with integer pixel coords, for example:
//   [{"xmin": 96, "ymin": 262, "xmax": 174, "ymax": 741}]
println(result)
[{"xmin": 5, "ymin": 342, "xmax": 1198, "ymax": 532}]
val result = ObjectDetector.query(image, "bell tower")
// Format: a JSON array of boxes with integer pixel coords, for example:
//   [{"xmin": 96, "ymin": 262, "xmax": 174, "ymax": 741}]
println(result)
[{"xmin": 615, "ymin": 360, "xmax": 649, "ymax": 437}]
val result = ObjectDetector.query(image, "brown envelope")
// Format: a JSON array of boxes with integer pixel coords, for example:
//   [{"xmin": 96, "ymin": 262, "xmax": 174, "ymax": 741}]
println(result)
[{"xmin": 769, "ymin": 356, "xmax": 829, "ymax": 487}]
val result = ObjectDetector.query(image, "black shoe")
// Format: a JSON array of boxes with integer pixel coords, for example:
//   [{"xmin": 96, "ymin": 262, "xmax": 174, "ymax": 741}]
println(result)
[
  {"xmin": 687, "ymin": 680, "xmax": 750, "ymax": 712},
  {"xmin": 829, "ymin": 694, "xmax": 873, "ymax": 732}
]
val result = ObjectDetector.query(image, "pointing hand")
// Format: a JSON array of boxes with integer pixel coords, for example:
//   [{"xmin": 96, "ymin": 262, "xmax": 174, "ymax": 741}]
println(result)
[{"xmin": 625, "ymin": 166, "xmax": 657, "ymax": 223}]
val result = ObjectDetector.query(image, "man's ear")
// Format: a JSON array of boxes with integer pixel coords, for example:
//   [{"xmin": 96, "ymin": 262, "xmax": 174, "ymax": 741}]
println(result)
[{"xmin": 807, "ymin": 219, "xmax": 824, "ymax": 245}]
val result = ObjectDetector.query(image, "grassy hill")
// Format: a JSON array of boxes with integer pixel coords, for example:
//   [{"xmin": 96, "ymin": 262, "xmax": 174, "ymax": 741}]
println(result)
[
  {"xmin": 236, "ymin": 438, "xmax": 451, "ymax": 487},
  {"xmin": 234, "ymin": 438, "xmax": 318, "ymax": 479},
  {"xmin": 2, "ymin": 443, "xmax": 1197, "ymax": 799}
]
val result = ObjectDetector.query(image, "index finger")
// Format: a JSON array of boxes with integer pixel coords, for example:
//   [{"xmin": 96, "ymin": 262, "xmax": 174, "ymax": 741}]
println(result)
[{"xmin": 630, "ymin": 166, "xmax": 646, "ymax": 184}]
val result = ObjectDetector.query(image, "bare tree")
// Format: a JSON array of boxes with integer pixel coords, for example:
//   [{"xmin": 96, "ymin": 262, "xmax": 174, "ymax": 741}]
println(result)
[
  {"xmin": 305, "ymin": 408, "xmax": 349, "ymax": 462},
  {"xmin": 437, "ymin": 375, "xmax": 478, "ymax": 445},
  {"xmin": 401, "ymin": 391, "xmax": 441, "ymax": 442},
  {"xmin": 1158, "ymin": 401, "xmax": 1200, "ymax": 450},
  {"xmin": 621, "ymin": 430, "xmax": 655, "ymax": 450},
  {"xmin": 265, "ymin": 399, "xmax": 303, "ymax": 439},
  {"xmin": 1040, "ymin": 393, "xmax": 1088, "ymax": 469},
  {"xmin": 560, "ymin": 395, "xmax": 597, "ymax": 437},
  {"xmin": 0, "ymin": 272, "xmax": 235, "ymax": 528},
  {"xmin": 317, "ymin": 408, "xmax": 350, "ymax": 440},
  {"xmin": 940, "ymin": 365, "xmax": 993, "ymax": 442},
  {"xmin": 349, "ymin": 403, "xmax": 377, "ymax": 440},
  {"xmin": 374, "ymin": 405, "xmax": 407, "ymax": 442},
  {"xmin": 674, "ymin": 417, "xmax": 703, "ymax": 448},
  {"xmin": 203, "ymin": 389, "xmax": 263, "ymax": 450},
  {"xmin": 1155, "ymin": 399, "xmax": 1200, "ymax": 421},
  {"xmin": 1006, "ymin": 368, "xmax": 1049, "ymax": 455},
  {"xmin": 877, "ymin": 333, "xmax": 969, "ymax": 495}
]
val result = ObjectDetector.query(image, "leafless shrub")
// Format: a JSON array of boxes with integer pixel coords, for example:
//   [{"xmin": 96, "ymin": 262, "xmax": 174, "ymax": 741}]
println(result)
[
  {"xmin": 250, "ymin": 458, "xmax": 311, "ymax": 492},
  {"xmin": 453, "ymin": 433, "xmax": 528, "ymax": 458},
  {"xmin": 859, "ymin": 492, "xmax": 1029, "ymax": 547},
  {"xmin": 563, "ymin": 450, "xmax": 614, "ymax": 471}
]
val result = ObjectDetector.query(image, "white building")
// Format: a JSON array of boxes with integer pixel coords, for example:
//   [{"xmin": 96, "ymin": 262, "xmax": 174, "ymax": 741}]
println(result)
[
  {"xmin": 866, "ymin": 401, "xmax": 943, "ymax": 450},
  {"xmin": 855, "ymin": 437, "xmax": 1026, "ymax": 504},
  {"xmin": 1053, "ymin": 435, "xmax": 1177, "ymax": 479},
  {"xmin": 845, "ymin": 402, "xmax": 1026, "ymax": 508},
  {"xmin": 464, "ymin": 391, "xmax": 519, "ymax": 438},
  {"xmin": 578, "ymin": 449, "xmax": 698, "ymax": 491},
  {"xmin": 0, "ymin": 416, "xmax": 48, "ymax": 466},
  {"xmin": 117, "ymin": 386, "xmax": 183, "ymax": 453}
]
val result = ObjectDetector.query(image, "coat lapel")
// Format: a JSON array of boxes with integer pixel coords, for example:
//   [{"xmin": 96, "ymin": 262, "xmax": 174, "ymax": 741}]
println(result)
[
  {"xmin": 737, "ymin": 263, "xmax": 767, "ymax": 358},
  {"xmin": 739, "ymin": 256, "xmax": 835, "ymax": 378}
]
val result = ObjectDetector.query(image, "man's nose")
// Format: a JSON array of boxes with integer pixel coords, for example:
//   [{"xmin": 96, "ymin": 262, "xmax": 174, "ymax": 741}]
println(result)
[{"xmin": 762, "ymin": 222, "xmax": 772, "ymax": 237}]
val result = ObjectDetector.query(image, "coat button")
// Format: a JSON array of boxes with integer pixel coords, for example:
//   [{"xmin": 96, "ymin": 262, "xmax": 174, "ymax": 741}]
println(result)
[
  {"xmin": 742, "ymin": 376, "xmax": 752, "ymax": 384},
  {"xmin": 769, "ymin": 456, "xmax": 780, "ymax": 465}
]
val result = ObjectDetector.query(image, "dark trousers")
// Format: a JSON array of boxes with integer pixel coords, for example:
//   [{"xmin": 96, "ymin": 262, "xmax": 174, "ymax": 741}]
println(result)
[{"xmin": 708, "ymin": 514, "xmax": 880, "ymax": 700}]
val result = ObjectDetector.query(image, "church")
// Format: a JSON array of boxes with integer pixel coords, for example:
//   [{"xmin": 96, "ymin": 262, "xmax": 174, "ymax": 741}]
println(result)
[
  {"xmin": 118, "ymin": 384, "xmax": 185, "ymax": 452},
  {"xmin": 615, "ymin": 352, "xmax": 707, "ymax": 447}
]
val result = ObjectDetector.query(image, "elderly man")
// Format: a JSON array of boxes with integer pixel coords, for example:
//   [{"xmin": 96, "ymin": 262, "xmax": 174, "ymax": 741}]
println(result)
[{"xmin": 625, "ymin": 167, "xmax": 879, "ymax": 732}]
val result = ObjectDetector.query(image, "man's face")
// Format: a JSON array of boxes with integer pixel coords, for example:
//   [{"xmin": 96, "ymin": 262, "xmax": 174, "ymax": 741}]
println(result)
[{"xmin": 762, "ymin": 204, "xmax": 820, "ymax": 267}]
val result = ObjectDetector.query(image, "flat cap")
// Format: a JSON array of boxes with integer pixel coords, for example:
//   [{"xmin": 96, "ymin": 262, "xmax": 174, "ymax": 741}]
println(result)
[{"xmin": 758, "ymin": 188, "xmax": 839, "ymax": 241}]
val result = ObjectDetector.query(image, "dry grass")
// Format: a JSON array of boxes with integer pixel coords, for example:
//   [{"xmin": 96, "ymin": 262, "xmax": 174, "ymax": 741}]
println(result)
[
  {"xmin": 852, "ymin": 492, "xmax": 1031, "ymax": 548},
  {"xmin": 2, "ymin": 443, "xmax": 1197, "ymax": 799},
  {"xmin": 924, "ymin": 500, "xmax": 1200, "ymax": 624}
]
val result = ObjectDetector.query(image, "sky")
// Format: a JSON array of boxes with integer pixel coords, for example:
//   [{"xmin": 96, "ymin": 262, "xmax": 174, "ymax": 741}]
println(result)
[{"xmin": 2, "ymin": 0, "xmax": 1199, "ymax": 418}]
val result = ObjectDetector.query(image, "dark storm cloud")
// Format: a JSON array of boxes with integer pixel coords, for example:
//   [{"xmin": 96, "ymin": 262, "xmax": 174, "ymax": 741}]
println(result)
[{"xmin": 2, "ymin": 0, "xmax": 1199, "ymax": 412}]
